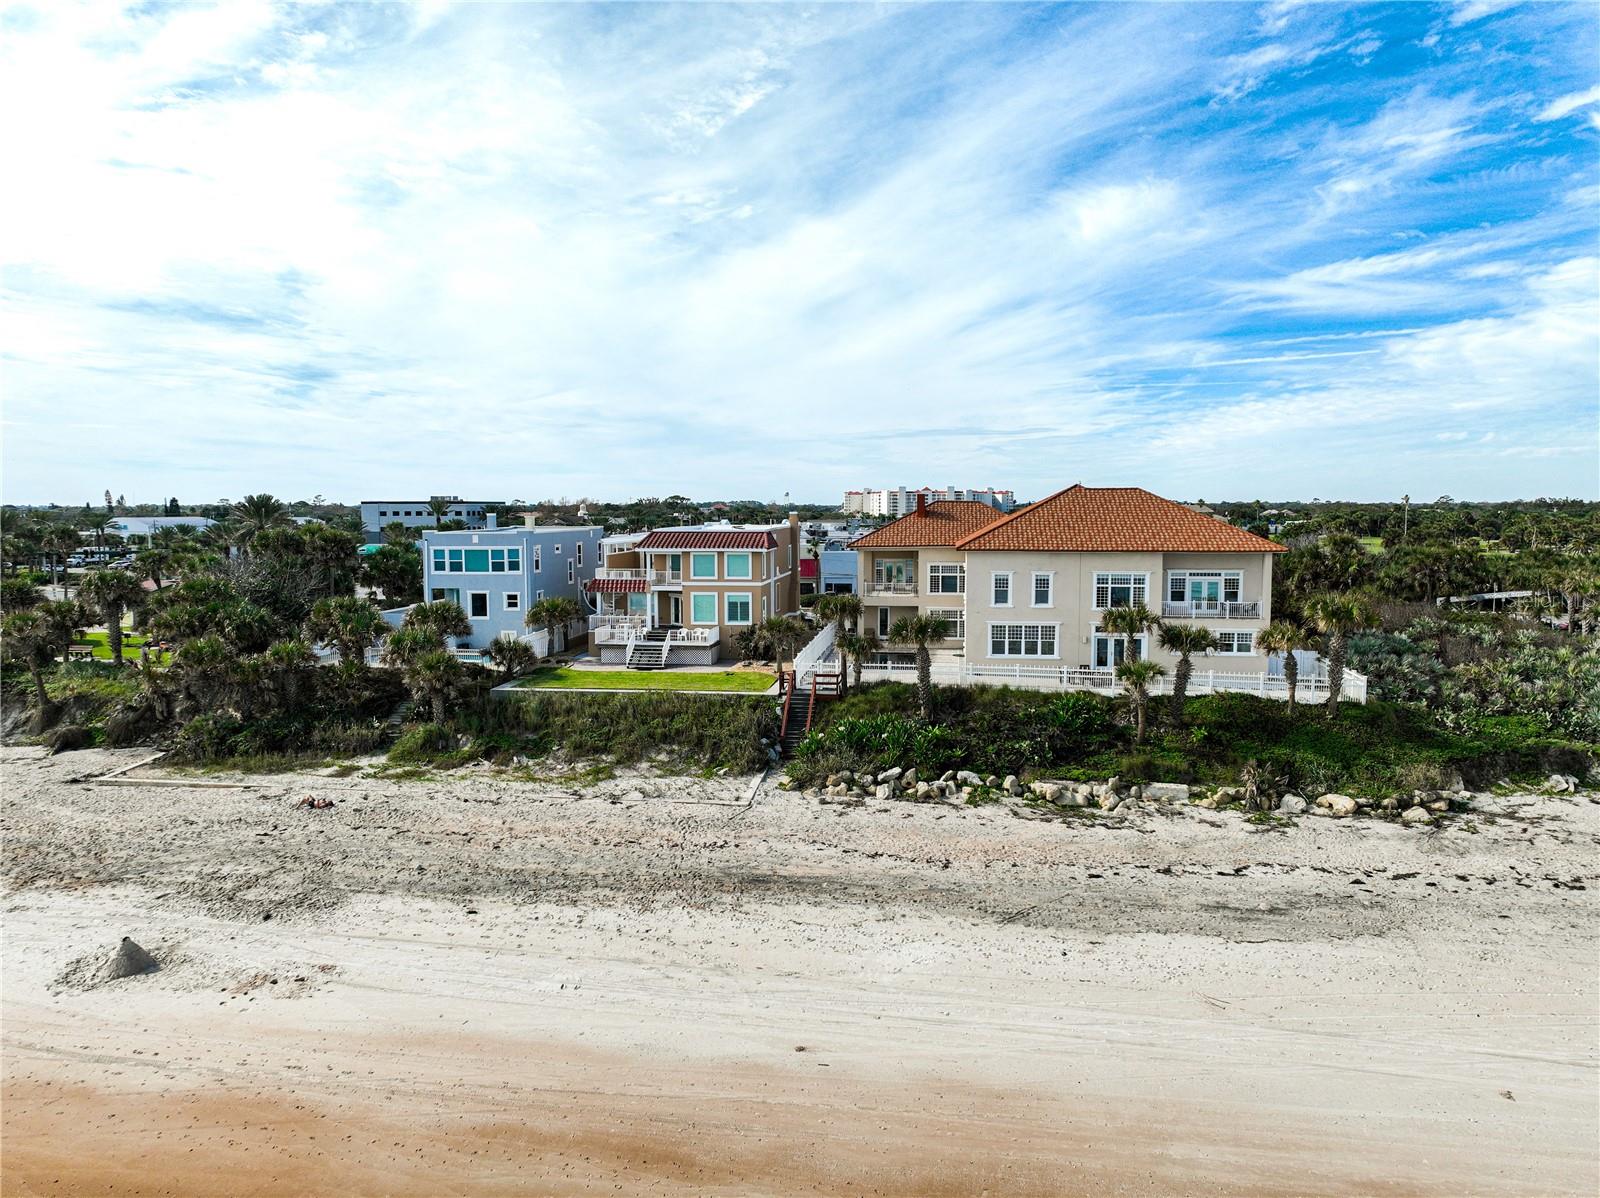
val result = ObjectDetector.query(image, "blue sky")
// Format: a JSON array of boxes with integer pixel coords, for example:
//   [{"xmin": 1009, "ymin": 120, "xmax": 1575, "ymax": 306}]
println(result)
[{"xmin": 1, "ymin": 1, "xmax": 1596, "ymax": 505}]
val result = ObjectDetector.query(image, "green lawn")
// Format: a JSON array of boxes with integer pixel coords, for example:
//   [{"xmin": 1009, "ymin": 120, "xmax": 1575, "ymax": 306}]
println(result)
[
  {"xmin": 74, "ymin": 630, "xmax": 170, "ymax": 665},
  {"xmin": 1357, "ymin": 536, "xmax": 1385, "ymax": 554},
  {"xmin": 515, "ymin": 666, "xmax": 777, "ymax": 693}
]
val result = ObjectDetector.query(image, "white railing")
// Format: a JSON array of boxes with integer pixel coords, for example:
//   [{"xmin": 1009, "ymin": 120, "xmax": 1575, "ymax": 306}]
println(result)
[
  {"xmin": 652, "ymin": 570, "xmax": 684, "ymax": 586},
  {"xmin": 867, "ymin": 581, "xmax": 918, "ymax": 596},
  {"xmin": 857, "ymin": 659, "xmax": 1367, "ymax": 703},
  {"xmin": 665, "ymin": 627, "xmax": 718, "ymax": 645},
  {"xmin": 594, "ymin": 567, "xmax": 646, "ymax": 580},
  {"xmin": 792, "ymin": 622, "xmax": 839, "ymax": 688},
  {"xmin": 1161, "ymin": 600, "xmax": 1262, "ymax": 620}
]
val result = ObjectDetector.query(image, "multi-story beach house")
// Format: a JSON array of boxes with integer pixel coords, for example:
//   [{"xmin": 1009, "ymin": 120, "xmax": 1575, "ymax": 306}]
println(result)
[
  {"xmin": 585, "ymin": 515, "xmax": 803, "ymax": 668},
  {"xmin": 420, "ymin": 516, "xmax": 603, "ymax": 651},
  {"xmin": 852, "ymin": 485, "xmax": 1286, "ymax": 679}
]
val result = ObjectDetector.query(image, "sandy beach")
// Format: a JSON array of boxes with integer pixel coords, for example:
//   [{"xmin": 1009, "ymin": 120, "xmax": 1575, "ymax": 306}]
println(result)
[{"xmin": 2, "ymin": 745, "xmax": 1596, "ymax": 1196}]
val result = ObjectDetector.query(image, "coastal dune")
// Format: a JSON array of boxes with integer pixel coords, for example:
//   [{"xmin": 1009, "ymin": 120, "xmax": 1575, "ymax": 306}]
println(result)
[{"xmin": 3, "ymin": 746, "xmax": 1596, "ymax": 1196}]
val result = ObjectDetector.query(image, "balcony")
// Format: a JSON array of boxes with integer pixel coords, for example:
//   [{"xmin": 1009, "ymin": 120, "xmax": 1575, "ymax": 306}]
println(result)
[
  {"xmin": 594, "ymin": 567, "xmax": 646, "ymax": 580},
  {"xmin": 865, "ymin": 581, "xmax": 919, "ymax": 603},
  {"xmin": 1162, "ymin": 599, "xmax": 1262, "ymax": 620},
  {"xmin": 651, "ymin": 570, "xmax": 684, "ymax": 588}
]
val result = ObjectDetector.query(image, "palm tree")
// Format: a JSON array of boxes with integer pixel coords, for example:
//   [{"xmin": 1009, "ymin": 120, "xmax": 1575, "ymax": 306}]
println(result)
[
  {"xmin": 1304, "ymin": 592, "xmax": 1377, "ymax": 717},
  {"xmin": 888, "ymin": 613, "xmax": 945, "ymax": 721},
  {"xmin": 381, "ymin": 521, "xmax": 415, "ymax": 547},
  {"xmin": 814, "ymin": 592, "xmax": 863, "ymax": 691},
  {"xmin": 1115, "ymin": 658, "xmax": 1166, "ymax": 744},
  {"xmin": 837, "ymin": 630, "xmax": 876, "ymax": 689},
  {"xmin": 1157, "ymin": 622, "xmax": 1215, "ymax": 725},
  {"xmin": 44, "ymin": 526, "xmax": 79, "ymax": 589},
  {"xmin": 405, "ymin": 599, "xmax": 472, "ymax": 643},
  {"xmin": 1100, "ymin": 602, "xmax": 1157, "ymax": 671},
  {"xmin": 485, "ymin": 636, "xmax": 540, "ymax": 682},
  {"xmin": 1256, "ymin": 620, "xmax": 1309, "ymax": 711},
  {"xmin": 410, "ymin": 649, "xmax": 462, "ymax": 723},
  {"xmin": 259, "ymin": 638, "xmax": 316, "ymax": 714},
  {"xmin": 78, "ymin": 569, "xmax": 147, "ymax": 666},
  {"xmin": 426, "ymin": 498, "xmax": 453, "ymax": 529},
  {"xmin": 525, "ymin": 596, "xmax": 582, "ymax": 658},
  {"xmin": 173, "ymin": 635, "xmax": 237, "ymax": 714},
  {"xmin": 81, "ymin": 513, "xmax": 113, "ymax": 554},
  {"xmin": 35, "ymin": 599, "xmax": 83, "ymax": 661},
  {"xmin": 304, "ymin": 595, "xmax": 386, "ymax": 666},
  {"xmin": 2, "ymin": 610, "xmax": 59, "ymax": 706},
  {"xmin": 230, "ymin": 494, "xmax": 291, "ymax": 552}
]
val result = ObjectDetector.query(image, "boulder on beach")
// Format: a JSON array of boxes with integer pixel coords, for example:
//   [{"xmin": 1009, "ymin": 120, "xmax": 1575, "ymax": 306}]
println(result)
[{"xmin": 101, "ymin": 937, "xmax": 159, "ymax": 982}]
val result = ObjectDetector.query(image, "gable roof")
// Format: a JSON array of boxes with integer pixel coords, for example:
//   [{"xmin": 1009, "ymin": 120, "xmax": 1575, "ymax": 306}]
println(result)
[
  {"xmin": 636, "ymin": 529, "xmax": 776, "ymax": 551},
  {"xmin": 955, "ymin": 485, "xmax": 1286, "ymax": 554},
  {"xmin": 849, "ymin": 500, "xmax": 1006, "ymax": 549}
]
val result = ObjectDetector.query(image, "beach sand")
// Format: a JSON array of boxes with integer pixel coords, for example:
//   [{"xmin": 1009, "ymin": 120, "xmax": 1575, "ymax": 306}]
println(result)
[{"xmin": 3, "ymin": 746, "xmax": 1596, "ymax": 1196}]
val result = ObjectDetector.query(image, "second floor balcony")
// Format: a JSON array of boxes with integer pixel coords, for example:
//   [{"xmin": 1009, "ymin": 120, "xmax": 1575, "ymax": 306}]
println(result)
[{"xmin": 1162, "ymin": 599, "xmax": 1262, "ymax": 620}]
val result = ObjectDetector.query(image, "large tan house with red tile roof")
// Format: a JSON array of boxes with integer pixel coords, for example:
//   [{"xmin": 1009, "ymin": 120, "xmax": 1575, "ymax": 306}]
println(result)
[{"xmin": 850, "ymin": 486, "xmax": 1290, "ymax": 681}]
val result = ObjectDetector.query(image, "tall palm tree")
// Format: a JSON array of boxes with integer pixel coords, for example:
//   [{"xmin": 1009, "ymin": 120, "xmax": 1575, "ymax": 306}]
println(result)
[
  {"xmin": 45, "ymin": 526, "xmax": 80, "ymax": 588},
  {"xmin": 1256, "ymin": 620, "xmax": 1309, "ymax": 711},
  {"xmin": 1304, "ymin": 592, "xmax": 1377, "ymax": 717},
  {"xmin": 758, "ymin": 614, "xmax": 810, "ymax": 686},
  {"xmin": 304, "ymin": 595, "xmax": 386, "ymax": 666},
  {"xmin": 78, "ymin": 569, "xmax": 147, "ymax": 665},
  {"xmin": 837, "ymin": 630, "xmax": 876, "ymax": 689},
  {"xmin": 173, "ymin": 635, "xmax": 237, "ymax": 714},
  {"xmin": 525, "ymin": 596, "xmax": 582, "ymax": 658},
  {"xmin": 485, "ymin": 636, "xmax": 540, "ymax": 682},
  {"xmin": 1157, "ymin": 622, "xmax": 1215, "ymax": 725},
  {"xmin": 35, "ymin": 599, "xmax": 84, "ymax": 661},
  {"xmin": 815, "ymin": 592, "xmax": 863, "ymax": 691},
  {"xmin": 230, "ymin": 494, "xmax": 291, "ymax": 553},
  {"xmin": 410, "ymin": 650, "xmax": 462, "ymax": 723},
  {"xmin": 81, "ymin": 513, "xmax": 113, "ymax": 554},
  {"xmin": 2, "ymin": 610, "xmax": 60, "ymax": 706},
  {"xmin": 426, "ymin": 498, "xmax": 453, "ymax": 529},
  {"xmin": 381, "ymin": 520, "xmax": 415, "ymax": 547},
  {"xmin": 1100, "ymin": 602, "xmax": 1157, "ymax": 671},
  {"xmin": 405, "ymin": 599, "xmax": 472, "ymax": 644},
  {"xmin": 1115, "ymin": 658, "xmax": 1166, "ymax": 744},
  {"xmin": 888, "ymin": 613, "xmax": 945, "ymax": 721}
]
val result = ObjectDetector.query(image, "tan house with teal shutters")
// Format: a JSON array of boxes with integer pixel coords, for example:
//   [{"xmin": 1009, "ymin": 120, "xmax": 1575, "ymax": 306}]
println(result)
[{"xmin": 586, "ymin": 515, "xmax": 803, "ymax": 667}]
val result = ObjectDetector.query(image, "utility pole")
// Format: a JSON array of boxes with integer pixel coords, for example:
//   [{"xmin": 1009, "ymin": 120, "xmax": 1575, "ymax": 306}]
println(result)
[{"xmin": 1401, "ymin": 494, "xmax": 1410, "ymax": 543}]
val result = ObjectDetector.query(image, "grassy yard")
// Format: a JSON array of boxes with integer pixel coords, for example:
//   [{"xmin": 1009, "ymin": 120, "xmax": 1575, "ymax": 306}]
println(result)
[
  {"xmin": 1358, "ymin": 536, "xmax": 1385, "ymax": 554},
  {"xmin": 74, "ymin": 630, "xmax": 169, "ymax": 665},
  {"xmin": 515, "ymin": 666, "xmax": 776, "ymax": 693}
]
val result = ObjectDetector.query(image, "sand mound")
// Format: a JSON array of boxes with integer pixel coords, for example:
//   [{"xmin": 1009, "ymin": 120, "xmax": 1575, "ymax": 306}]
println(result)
[{"xmin": 100, "ymin": 937, "xmax": 159, "ymax": 981}]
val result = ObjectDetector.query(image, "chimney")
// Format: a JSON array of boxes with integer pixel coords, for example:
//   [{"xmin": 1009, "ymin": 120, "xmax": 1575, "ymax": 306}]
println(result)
[
  {"xmin": 486, "ymin": 512, "xmax": 498, "ymax": 529},
  {"xmin": 916, "ymin": 493, "xmax": 927, "ymax": 515},
  {"xmin": 523, "ymin": 511, "xmax": 537, "ymax": 529}
]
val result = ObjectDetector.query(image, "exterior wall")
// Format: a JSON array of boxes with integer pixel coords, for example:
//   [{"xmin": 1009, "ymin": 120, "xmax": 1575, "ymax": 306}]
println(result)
[
  {"xmin": 421, "ymin": 525, "xmax": 603, "ymax": 649},
  {"xmin": 961, "ymin": 550, "xmax": 1276, "ymax": 672},
  {"xmin": 857, "ymin": 546, "xmax": 968, "ymax": 661},
  {"xmin": 362, "ymin": 500, "xmax": 497, "ymax": 539},
  {"xmin": 819, "ymin": 548, "xmax": 858, "ymax": 593}
]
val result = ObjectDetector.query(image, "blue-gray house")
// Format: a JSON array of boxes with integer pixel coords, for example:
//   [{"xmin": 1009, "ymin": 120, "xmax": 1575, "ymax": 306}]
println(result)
[{"xmin": 420, "ymin": 520, "xmax": 603, "ymax": 651}]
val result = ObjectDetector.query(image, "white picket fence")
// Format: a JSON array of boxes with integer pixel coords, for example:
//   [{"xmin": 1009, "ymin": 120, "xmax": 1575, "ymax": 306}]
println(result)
[
  {"xmin": 792, "ymin": 622, "xmax": 839, "ymax": 689},
  {"xmin": 857, "ymin": 658, "xmax": 1366, "ymax": 703}
]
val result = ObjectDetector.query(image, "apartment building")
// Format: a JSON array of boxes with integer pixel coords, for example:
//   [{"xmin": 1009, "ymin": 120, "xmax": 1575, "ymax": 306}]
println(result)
[
  {"xmin": 843, "ymin": 486, "xmax": 1016, "ymax": 517},
  {"xmin": 852, "ymin": 486, "xmax": 1283, "ymax": 675},
  {"xmin": 586, "ymin": 515, "xmax": 803, "ymax": 667},
  {"xmin": 361, "ymin": 497, "xmax": 501, "ymax": 541},
  {"xmin": 420, "ymin": 518, "xmax": 603, "ymax": 651}
]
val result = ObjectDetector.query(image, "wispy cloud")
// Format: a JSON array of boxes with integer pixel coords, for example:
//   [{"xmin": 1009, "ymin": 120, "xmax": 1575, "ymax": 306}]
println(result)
[{"xmin": 0, "ymin": 1, "xmax": 1595, "ymax": 503}]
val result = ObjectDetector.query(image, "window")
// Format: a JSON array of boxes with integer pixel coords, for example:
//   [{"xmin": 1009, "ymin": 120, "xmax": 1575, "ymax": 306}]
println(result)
[
  {"xmin": 1032, "ymin": 572, "xmax": 1052, "ymax": 607},
  {"xmin": 690, "ymin": 553, "xmax": 717, "ymax": 579},
  {"xmin": 761, "ymin": 596, "xmax": 768, "ymax": 617},
  {"xmin": 468, "ymin": 592, "xmax": 489, "ymax": 619},
  {"xmin": 535, "ymin": 589, "xmax": 545, "ymax": 602},
  {"xmin": 725, "ymin": 552, "xmax": 752, "ymax": 579},
  {"xmin": 988, "ymin": 622, "xmax": 1058, "ymax": 657},
  {"xmin": 877, "ymin": 607, "xmax": 891, "ymax": 637},
  {"xmin": 690, "ymin": 592, "xmax": 717, "ymax": 624},
  {"xmin": 725, "ymin": 593, "xmax": 752, "ymax": 624},
  {"xmin": 464, "ymin": 549, "xmax": 489, "ymax": 572},
  {"xmin": 576, "ymin": 541, "xmax": 583, "ymax": 566},
  {"xmin": 1093, "ymin": 572, "xmax": 1147, "ymax": 609},
  {"xmin": 532, "ymin": 546, "xmax": 541, "ymax": 572},
  {"xmin": 554, "ymin": 543, "xmax": 563, "ymax": 555},
  {"xmin": 930, "ymin": 609, "xmax": 965, "ymax": 640},
  {"xmin": 431, "ymin": 549, "xmax": 446, "ymax": 572},
  {"xmin": 1213, "ymin": 631, "xmax": 1255, "ymax": 655},
  {"xmin": 991, "ymin": 572, "xmax": 1012, "ymax": 606},
  {"xmin": 928, "ymin": 563, "xmax": 965, "ymax": 594},
  {"xmin": 431, "ymin": 587, "xmax": 460, "ymax": 605},
  {"xmin": 567, "ymin": 560, "xmax": 575, "ymax": 584},
  {"xmin": 504, "ymin": 592, "xmax": 520, "ymax": 611}
]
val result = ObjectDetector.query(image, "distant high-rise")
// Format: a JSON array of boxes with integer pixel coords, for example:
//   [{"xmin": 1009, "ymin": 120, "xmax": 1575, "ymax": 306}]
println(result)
[{"xmin": 842, "ymin": 486, "xmax": 1016, "ymax": 517}]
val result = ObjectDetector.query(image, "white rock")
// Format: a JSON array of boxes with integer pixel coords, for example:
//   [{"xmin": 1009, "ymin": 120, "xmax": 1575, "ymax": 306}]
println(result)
[
  {"xmin": 1003, "ymin": 775, "xmax": 1021, "ymax": 796},
  {"xmin": 1144, "ymin": 782, "xmax": 1190, "ymax": 802},
  {"xmin": 880, "ymin": 767, "xmax": 903, "ymax": 782},
  {"xmin": 1315, "ymin": 793, "xmax": 1358, "ymax": 818},
  {"xmin": 1277, "ymin": 794, "xmax": 1307, "ymax": 814},
  {"xmin": 956, "ymin": 770, "xmax": 983, "ymax": 787},
  {"xmin": 874, "ymin": 783, "xmax": 891, "ymax": 800},
  {"xmin": 1401, "ymin": 805, "xmax": 1433, "ymax": 825}
]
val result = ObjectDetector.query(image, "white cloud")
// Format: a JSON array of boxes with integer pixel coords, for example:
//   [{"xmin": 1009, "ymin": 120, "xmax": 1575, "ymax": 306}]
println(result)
[{"xmin": 1535, "ymin": 84, "xmax": 1600, "ymax": 123}]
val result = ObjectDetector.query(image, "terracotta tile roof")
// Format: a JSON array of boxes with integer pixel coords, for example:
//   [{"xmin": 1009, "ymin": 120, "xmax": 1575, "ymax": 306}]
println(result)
[
  {"xmin": 849, "ymin": 500, "xmax": 1006, "ymax": 549},
  {"xmin": 585, "ymin": 577, "xmax": 648, "ymax": 594},
  {"xmin": 635, "ymin": 530, "xmax": 777, "ymax": 551},
  {"xmin": 955, "ymin": 485, "xmax": 1286, "ymax": 554}
]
